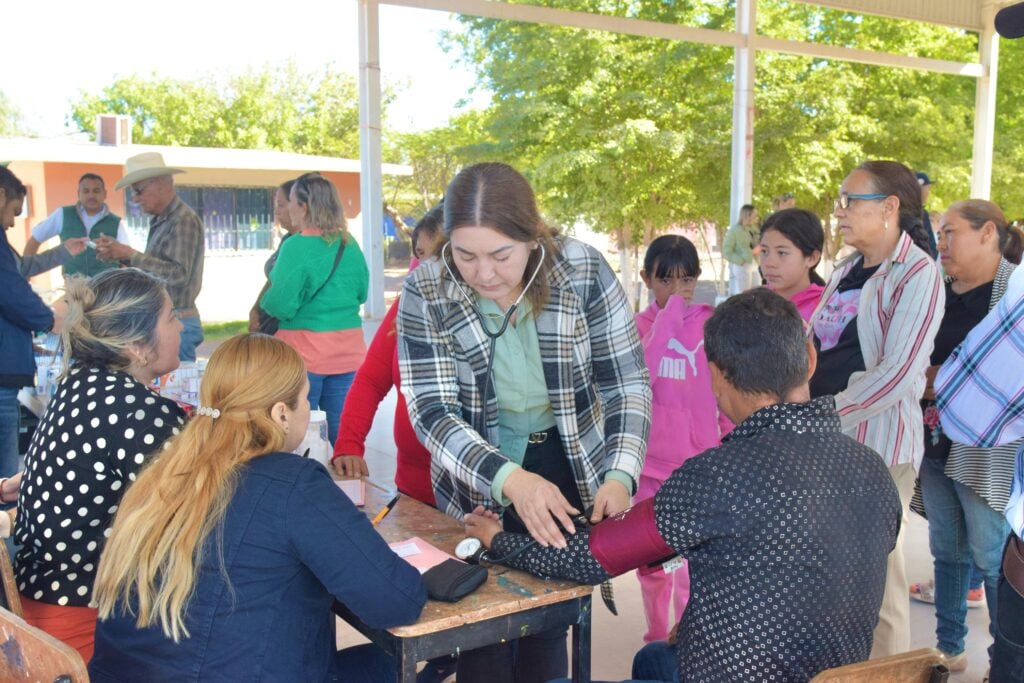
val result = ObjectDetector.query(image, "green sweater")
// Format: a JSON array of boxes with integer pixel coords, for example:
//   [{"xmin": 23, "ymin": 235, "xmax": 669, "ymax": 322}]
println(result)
[
  {"xmin": 722, "ymin": 222, "xmax": 759, "ymax": 266},
  {"xmin": 260, "ymin": 233, "xmax": 368, "ymax": 331}
]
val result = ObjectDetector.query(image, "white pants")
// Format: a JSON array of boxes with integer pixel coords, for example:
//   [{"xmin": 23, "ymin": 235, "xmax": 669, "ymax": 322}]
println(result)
[{"xmin": 728, "ymin": 262, "xmax": 758, "ymax": 296}]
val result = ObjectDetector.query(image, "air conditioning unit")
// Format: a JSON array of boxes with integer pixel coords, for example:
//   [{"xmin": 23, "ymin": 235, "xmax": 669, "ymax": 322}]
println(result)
[{"xmin": 96, "ymin": 114, "xmax": 132, "ymax": 146}]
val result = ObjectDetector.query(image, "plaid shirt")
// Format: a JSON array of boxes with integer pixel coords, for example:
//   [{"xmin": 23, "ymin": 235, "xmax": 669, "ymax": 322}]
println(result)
[
  {"xmin": 130, "ymin": 196, "xmax": 205, "ymax": 314},
  {"xmin": 807, "ymin": 231, "xmax": 944, "ymax": 469},
  {"xmin": 936, "ymin": 264, "xmax": 1024, "ymax": 536},
  {"xmin": 396, "ymin": 237, "xmax": 651, "ymax": 519}
]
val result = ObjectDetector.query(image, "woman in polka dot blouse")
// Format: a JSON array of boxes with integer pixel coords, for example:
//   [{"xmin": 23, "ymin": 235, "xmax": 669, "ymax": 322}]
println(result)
[{"xmin": 13, "ymin": 268, "xmax": 186, "ymax": 662}]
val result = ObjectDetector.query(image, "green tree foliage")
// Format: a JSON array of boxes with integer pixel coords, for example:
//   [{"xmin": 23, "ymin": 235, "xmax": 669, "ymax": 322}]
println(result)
[
  {"xmin": 993, "ymin": 37, "xmax": 1024, "ymax": 219},
  {"xmin": 386, "ymin": 110, "xmax": 494, "ymax": 214},
  {"xmin": 0, "ymin": 90, "xmax": 28, "ymax": 136},
  {"xmin": 69, "ymin": 63, "xmax": 371, "ymax": 158},
  {"xmin": 449, "ymin": 0, "xmax": 1015, "ymax": 246}
]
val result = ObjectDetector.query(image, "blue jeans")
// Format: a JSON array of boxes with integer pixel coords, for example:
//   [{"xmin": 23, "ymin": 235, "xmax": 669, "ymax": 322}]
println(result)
[
  {"xmin": 0, "ymin": 387, "xmax": 21, "ymax": 478},
  {"xmin": 547, "ymin": 641, "xmax": 676, "ymax": 683},
  {"xmin": 920, "ymin": 455, "xmax": 1010, "ymax": 656},
  {"xmin": 307, "ymin": 371, "xmax": 355, "ymax": 445},
  {"xmin": 991, "ymin": 542, "xmax": 1024, "ymax": 683},
  {"xmin": 334, "ymin": 643, "xmax": 398, "ymax": 681},
  {"xmin": 179, "ymin": 316, "xmax": 204, "ymax": 362}
]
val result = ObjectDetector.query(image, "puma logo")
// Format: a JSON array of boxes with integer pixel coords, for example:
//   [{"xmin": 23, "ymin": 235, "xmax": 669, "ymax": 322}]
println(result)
[{"xmin": 659, "ymin": 339, "xmax": 703, "ymax": 380}]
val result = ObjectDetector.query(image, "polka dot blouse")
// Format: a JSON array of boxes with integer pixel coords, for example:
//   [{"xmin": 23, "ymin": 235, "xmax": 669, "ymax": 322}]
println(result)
[
  {"xmin": 14, "ymin": 365, "xmax": 185, "ymax": 607},
  {"xmin": 490, "ymin": 397, "xmax": 903, "ymax": 681}
]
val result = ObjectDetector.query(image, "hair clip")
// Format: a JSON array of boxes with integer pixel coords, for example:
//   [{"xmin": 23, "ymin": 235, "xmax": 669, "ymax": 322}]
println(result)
[{"xmin": 196, "ymin": 405, "xmax": 221, "ymax": 419}]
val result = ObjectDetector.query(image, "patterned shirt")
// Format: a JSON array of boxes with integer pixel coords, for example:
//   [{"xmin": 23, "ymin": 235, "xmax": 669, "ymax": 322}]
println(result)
[
  {"xmin": 936, "ymin": 263, "xmax": 1024, "ymax": 537},
  {"xmin": 14, "ymin": 366, "xmax": 185, "ymax": 606},
  {"xmin": 490, "ymin": 397, "xmax": 901, "ymax": 682},
  {"xmin": 129, "ymin": 196, "xmax": 205, "ymax": 314}
]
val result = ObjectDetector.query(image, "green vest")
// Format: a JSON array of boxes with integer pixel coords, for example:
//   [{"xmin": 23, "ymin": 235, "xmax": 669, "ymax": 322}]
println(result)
[{"xmin": 60, "ymin": 206, "xmax": 121, "ymax": 276}]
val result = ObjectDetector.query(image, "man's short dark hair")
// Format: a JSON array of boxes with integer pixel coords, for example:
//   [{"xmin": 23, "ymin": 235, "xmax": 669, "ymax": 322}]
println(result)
[
  {"xmin": 704, "ymin": 289, "xmax": 808, "ymax": 398},
  {"xmin": 79, "ymin": 173, "xmax": 105, "ymax": 188}
]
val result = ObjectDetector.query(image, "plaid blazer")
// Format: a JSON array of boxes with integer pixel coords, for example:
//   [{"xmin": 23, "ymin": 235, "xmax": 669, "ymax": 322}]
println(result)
[{"xmin": 397, "ymin": 237, "xmax": 651, "ymax": 519}]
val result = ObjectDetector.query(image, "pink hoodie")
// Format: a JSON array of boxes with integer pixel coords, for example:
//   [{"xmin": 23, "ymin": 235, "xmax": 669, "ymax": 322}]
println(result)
[
  {"xmin": 789, "ymin": 283, "xmax": 825, "ymax": 321},
  {"xmin": 635, "ymin": 296, "xmax": 732, "ymax": 481}
]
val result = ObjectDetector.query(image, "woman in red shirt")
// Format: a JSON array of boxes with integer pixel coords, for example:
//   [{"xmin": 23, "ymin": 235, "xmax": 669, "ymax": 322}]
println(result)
[{"xmin": 331, "ymin": 206, "xmax": 444, "ymax": 506}]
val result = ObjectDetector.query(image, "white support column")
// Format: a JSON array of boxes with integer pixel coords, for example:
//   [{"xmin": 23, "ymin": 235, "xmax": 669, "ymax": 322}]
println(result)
[
  {"xmin": 358, "ymin": 0, "xmax": 386, "ymax": 319},
  {"xmin": 971, "ymin": 2, "xmax": 999, "ymax": 200},
  {"xmin": 729, "ymin": 0, "xmax": 756, "ymax": 228}
]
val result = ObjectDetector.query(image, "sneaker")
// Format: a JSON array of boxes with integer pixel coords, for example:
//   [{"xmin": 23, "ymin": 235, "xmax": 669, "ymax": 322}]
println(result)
[
  {"xmin": 941, "ymin": 651, "xmax": 968, "ymax": 673},
  {"xmin": 910, "ymin": 580, "xmax": 986, "ymax": 608},
  {"xmin": 910, "ymin": 580, "xmax": 935, "ymax": 604}
]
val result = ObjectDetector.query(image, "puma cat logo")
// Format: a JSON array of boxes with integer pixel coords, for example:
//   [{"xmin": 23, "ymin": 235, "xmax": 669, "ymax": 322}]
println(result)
[{"xmin": 659, "ymin": 339, "xmax": 704, "ymax": 380}]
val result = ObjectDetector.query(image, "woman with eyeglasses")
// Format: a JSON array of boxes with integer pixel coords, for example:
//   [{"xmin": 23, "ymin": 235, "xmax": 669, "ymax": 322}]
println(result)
[
  {"xmin": 807, "ymin": 160, "xmax": 944, "ymax": 658},
  {"xmin": 397, "ymin": 162, "xmax": 650, "ymax": 683},
  {"xmin": 260, "ymin": 173, "xmax": 369, "ymax": 445}
]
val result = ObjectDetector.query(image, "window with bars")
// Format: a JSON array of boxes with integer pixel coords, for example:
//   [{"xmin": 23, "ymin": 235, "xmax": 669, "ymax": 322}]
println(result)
[{"xmin": 124, "ymin": 186, "xmax": 276, "ymax": 252}]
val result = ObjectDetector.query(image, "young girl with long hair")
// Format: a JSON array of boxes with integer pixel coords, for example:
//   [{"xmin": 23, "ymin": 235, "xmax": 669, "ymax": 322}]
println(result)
[
  {"xmin": 759, "ymin": 208, "xmax": 826, "ymax": 320},
  {"xmin": 89, "ymin": 334, "xmax": 425, "ymax": 681},
  {"xmin": 635, "ymin": 235, "xmax": 730, "ymax": 643}
]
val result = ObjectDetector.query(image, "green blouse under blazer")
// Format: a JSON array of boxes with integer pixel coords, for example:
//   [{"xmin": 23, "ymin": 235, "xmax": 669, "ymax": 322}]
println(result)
[{"xmin": 396, "ymin": 237, "xmax": 652, "ymax": 519}]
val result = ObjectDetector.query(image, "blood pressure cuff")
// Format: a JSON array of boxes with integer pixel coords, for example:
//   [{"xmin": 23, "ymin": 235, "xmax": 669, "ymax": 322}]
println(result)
[
  {"xmin": 588, "ymin": 497, "xmax": 674, "ymax": 577},
  {"xmin": 423, "ymin": 559, "xmax": 488, "ymax": 602}
]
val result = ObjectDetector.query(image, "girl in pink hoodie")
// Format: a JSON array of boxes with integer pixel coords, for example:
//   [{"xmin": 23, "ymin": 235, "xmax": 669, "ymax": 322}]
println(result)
[
  {"xmin": 635, "ymin": 235, "xmax": 731, "ymax": 643},
  {"xmin": 758, "ymin": 208, "xmax": 826, "ymax": 320}
]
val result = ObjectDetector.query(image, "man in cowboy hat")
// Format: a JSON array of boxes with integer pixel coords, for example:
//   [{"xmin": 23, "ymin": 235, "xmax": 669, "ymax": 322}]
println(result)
[{"xmin": 97, "ymin": 152, "xmax": 205, "ymax": 361}]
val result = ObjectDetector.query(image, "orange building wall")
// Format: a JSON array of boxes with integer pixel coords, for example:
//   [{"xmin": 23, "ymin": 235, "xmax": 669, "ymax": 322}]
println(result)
[{"xmin": 320, "ymin": 171, "xmax": 361, "ymax": 219}]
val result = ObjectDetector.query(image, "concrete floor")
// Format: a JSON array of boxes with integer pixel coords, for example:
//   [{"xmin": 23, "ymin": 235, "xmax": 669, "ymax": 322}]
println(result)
[{"xmin": 336, "ymin": 315, "xmax": 995, "ymax": 681}]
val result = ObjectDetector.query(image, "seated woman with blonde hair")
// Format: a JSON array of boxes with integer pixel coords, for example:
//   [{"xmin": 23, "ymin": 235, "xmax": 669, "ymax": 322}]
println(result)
[
  {"xmin": 14, "ymin": 267, "xmax": 187, "ymax": 662},
  {"xmin": 88, "ymin": 334, "xmax": 426, "ymax": 681}
]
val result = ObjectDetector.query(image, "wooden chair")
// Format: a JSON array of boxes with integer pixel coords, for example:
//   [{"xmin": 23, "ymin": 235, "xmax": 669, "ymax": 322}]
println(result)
[
  {"xmin": 0, "ymin": 606, "xmax": 89, "ymax": 682},
  {"xmin": 0, "ymin": 528, "xmax": 22, "ymax": 617},
  {"xmin": 811, "ymin": 648, "xmax": 949, "ymax": 682}
]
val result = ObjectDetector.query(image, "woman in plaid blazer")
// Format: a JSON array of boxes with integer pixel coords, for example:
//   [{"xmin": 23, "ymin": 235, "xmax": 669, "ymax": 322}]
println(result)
[{"xmin": 397, "ymin": 163, "xmax": 651, "ymax": 682}]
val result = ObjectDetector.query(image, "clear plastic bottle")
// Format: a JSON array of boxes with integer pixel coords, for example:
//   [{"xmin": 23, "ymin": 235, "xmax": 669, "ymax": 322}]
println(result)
[{"xmin": 298, "ymin": 410, "xmax": 331, "ymax": 468}]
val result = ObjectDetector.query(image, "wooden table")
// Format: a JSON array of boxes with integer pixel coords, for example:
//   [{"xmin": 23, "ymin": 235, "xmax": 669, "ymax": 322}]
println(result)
[{"xmin": 334, "ymin": 482, "xmax": 594, "ymax": 682}]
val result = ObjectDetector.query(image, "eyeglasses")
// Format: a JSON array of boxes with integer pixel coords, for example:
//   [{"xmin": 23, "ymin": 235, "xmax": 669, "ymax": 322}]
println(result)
[
  {"xmin": 834, "ymin": 192, "xmax": 888, "ymax": 211},
  {"xmin": 129, "ymin": 178, "xmax": 157, "ymax": 200}
]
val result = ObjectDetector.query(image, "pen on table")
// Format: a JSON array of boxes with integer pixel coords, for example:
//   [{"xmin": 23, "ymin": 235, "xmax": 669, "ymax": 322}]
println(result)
[{"xmin": 371, "ymin": 494, "xmax": 400, "ymax": 526}]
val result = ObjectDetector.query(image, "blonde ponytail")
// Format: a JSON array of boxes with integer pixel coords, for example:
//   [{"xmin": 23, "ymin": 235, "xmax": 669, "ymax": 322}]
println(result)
[{"xmin": 92, "ymin": 334, "xmax": 308, "ymax": 641}]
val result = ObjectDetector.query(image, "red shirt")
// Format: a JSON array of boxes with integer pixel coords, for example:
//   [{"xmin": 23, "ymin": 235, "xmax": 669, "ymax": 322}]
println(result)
[{"xmin": 332, "ymin": 299, "xmax": 435, "ymax": 506}]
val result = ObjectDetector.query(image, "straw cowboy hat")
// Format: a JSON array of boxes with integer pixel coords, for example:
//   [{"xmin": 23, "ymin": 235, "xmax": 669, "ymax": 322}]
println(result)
[{"xmin": 114, "ymin": 152, "xmax": 184, "ymax": 190}]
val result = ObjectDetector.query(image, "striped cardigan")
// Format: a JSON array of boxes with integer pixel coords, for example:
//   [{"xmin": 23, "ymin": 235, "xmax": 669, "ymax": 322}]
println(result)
[
  {"xmin": 396, "ymin": 237, "xmax": 652, "ymax": 519},
  {"xmin": 808, "ymin": 231, "xmax": 944, "ymax": 469}
]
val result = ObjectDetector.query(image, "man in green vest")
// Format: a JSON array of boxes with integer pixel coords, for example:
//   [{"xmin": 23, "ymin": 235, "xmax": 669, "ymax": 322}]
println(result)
[{"xmin": 23, "ymin": 173, "xmax": 129, "ymax": 276}]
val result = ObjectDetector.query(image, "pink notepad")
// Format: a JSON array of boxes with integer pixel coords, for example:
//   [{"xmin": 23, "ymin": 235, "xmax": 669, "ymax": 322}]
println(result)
[
  {"xmin": 389, "ymin": 537, "xmax": 456, "ymax": 574},
  {"xmin": 336, "ymin": 479, "xmax": 365, "ymax": 507}
]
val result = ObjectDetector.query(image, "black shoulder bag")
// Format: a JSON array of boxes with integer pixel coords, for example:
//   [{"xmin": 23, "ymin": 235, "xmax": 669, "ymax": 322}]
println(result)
[{"xmin": 258, "ymin": 237, "xmax": 346, "ymax": 335}]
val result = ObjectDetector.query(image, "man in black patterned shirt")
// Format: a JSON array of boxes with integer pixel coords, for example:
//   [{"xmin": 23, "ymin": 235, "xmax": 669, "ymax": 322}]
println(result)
[{"xmin": 466, "ymin": 289, "xmax": 901, "ymax": 682}]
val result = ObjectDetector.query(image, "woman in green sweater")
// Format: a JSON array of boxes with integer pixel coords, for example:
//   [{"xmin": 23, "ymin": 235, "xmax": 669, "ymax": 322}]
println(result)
[
  {"xmin": 723, "ymin": 204, "xmax": 760, "ymax": 296},
  {"xmin": 260, "ymin": 173, "xmax": 368, "ymax": 444}
]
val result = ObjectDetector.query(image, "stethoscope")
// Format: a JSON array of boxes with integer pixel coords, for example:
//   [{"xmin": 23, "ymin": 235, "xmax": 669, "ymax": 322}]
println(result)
[{"xmin": 440, "ymin": 241, "xmax": 547, "ymax": 406}]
